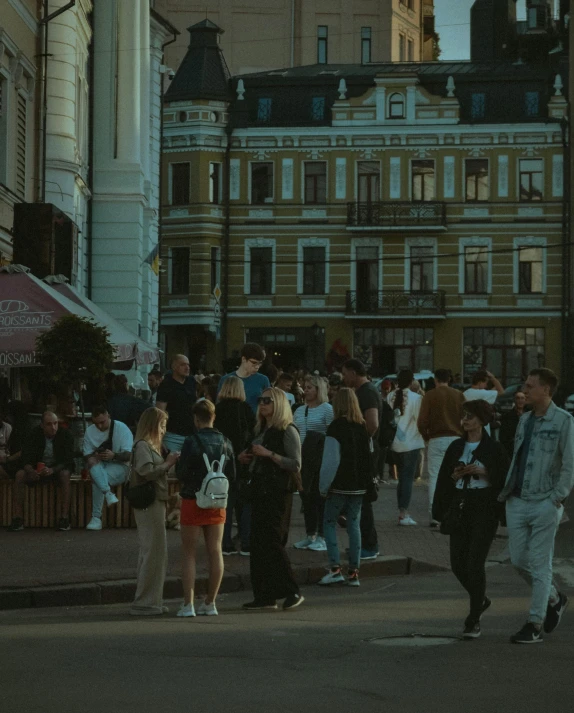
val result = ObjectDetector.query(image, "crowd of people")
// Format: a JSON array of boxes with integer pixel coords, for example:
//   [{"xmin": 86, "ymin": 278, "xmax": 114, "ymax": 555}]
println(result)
[{"xmin": 1, "ymin": 345, "xmax": 572, "ymax": 643}]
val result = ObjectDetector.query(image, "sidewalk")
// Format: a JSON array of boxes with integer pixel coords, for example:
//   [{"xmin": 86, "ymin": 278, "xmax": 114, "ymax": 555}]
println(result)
[{"xmin": 0, "ymin": 478, "xmax": 508, "ymax": 609}]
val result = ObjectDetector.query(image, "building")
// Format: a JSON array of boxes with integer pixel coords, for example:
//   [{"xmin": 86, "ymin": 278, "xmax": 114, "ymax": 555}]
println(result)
[
  {"xmin": 160, "ymin": 19, "xmax": 569, "ymax": 384},
  {"xmin": 155, "ymin": 0, "xmax": 435, "ymax": 76}
]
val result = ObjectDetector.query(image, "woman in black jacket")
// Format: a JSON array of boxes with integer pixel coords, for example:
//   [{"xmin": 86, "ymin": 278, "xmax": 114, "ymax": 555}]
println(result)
[
  {"xmin": 432, "ymin": 399, "xmax": 510, "ymax": 639},
  {"xmin": 215, "ymin": 376, "xmax": 256, "ymax": 556}
]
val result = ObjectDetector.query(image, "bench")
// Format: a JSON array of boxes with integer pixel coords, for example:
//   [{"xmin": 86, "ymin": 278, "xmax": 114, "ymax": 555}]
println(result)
[{"xmin": 0, "ymin": 477, "xmax": 180, "ymax": 529}]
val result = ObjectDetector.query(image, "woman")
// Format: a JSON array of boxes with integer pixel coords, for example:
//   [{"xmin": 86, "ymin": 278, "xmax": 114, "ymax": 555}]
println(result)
[
  {"xmin": 176, "ymin": 399, "xmax": 235, "ymax": 617},
  {"xmin": 0, "ymin": 411, "xmax": 13, "ymax": 480},
  {"xmin": 292, "ymin": 375, "xmax": 334, "ymax": 551},
  {"xmin": 318, "ymin": 388, "xmax": 372, "ymax": 587},
  {"xmin": 238, "ymin": 387, "xmax": 304, "ymax": 611},
  {"xmin": 129, "ymin": 407, "xmax": 180, "ymax": 616},
  {"xmin": 388, "ymin": 370, "xmax": 424, "ymax": 526},
  {"xmin": 215, "ymin": 376, "xmax": 256, "ymax": 555},
  {"xmin": 432, "ymin": 399, "xmax": 509, "ymax": 639}
]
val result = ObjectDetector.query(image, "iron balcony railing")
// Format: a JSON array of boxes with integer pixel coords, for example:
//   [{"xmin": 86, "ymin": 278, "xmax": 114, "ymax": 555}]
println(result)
[
  {"xmin": 346, "ymin": 290, "xmax": 446, "ymax": 316},
  {"xmin": 347, "ymin": 201, "xmax": 447, "ymax": 228}
]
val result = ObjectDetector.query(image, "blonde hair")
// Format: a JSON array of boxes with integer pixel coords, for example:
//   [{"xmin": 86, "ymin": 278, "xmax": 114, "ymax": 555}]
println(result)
[
  {"xmin": 193, "ymin": 398, "xmax": 216, "ymax": 424},
  {"xmin": 333, "ymin": 388, "xmax": 365, "ymax": 425},
  {"xmin": 255, "ymin": 387, "xmax": 293, "ymax": 435},
  {"xmin": 135, "ymin": 407, "xmax": 168, "ymax": 451},
  {"xmin": 218, "ymin": 375, "xmax": 246, "ymax": 402},
  {"xmin": 304, "ymin": 375, "xmax": 328, "ymax": 405}
]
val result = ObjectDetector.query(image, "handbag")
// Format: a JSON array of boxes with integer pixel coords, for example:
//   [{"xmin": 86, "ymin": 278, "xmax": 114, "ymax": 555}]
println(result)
[
  {"xmin": 439, "ymin": 479, "xmax": 468, "ymax": 535},
  {"xmin": 124, "ymin": 441, "xmax": 157, "ymax": 510}
]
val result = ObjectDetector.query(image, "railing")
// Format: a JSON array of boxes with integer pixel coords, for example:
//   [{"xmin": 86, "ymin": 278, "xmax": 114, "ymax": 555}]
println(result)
[
  {"xmin": 347, "ymin": 201, "xmax": 447, "ymax": 228},
  {"xmin": 346, "ymin": 290, "xmax": 446, "ymax": 316}
]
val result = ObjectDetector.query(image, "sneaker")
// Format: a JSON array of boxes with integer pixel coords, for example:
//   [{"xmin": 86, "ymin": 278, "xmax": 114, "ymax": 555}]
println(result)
[
  {"xmin": 510, "ymin": 622, "xmax": 543, "ymax": 644},
  {"xmin": 197, "ymin": 601, "xmax": 218, "ymax": 616},
  {"xmin": 239, "ymin": 549, "xmax": 251, "ymax": 557},
  {"xmin": 86, "ymin": 517, "xmax": 102, "ymax": 531},
  {"xmin": 242, "ymin": 600, "xmax": 277, "ymax": 610},
  {"xmin": 283, "ymin": 594, "xmax": 305, "ymax": 610},
  {"xmin": 177, "ymin": 603, "xmax": 196, "ymax": 618},
  {"xmin": 544, "ymin": 592, "xmax": 569, "ymax": 634},
  {"xmin": 57, "ymin": 517, "xmax": 71, "ymax": 532},
  {"xmin": 347, "ymin": 570, "xmax": 360, "ymax": 587},
  {"xmin": 307, "ymin": 536, "xmax": 327, "ymax": 552},
  {"xmin": 360, "ymin": 549, "xmax": 379, "ymax": 560},
  {"xmin": 222, "ymin": 547, "xmax": 237, "ymax": 556},
  {"xmin": 105, "ymin": 491, "xmax": 119, "ymax": 507},
  {"xmin": 398, "ymin": 515, "xmax": 417, "ymax": 526},
  {"xmin": 463, "ymin": 622, "xmax": 481, "ymax": 639},
  {"xmin": 429, "ymin": 519, "xmax": 440, "ymax": 528},
  {"xmin": 7, "ymin": 517, "xmax": 24, "ymax": 532},
  {"xmin": 319, "ymin": 568, "xmax": 345, "ymax": 586},
  {"xmin": 293, "ymin": 535, "xmax": 315, "ymax": 550}
]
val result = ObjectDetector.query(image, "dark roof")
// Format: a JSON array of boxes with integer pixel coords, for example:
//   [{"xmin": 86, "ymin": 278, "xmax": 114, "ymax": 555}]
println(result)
[{"xmin": 188, "ymin": 19, "xmax": 222, "ymax": 32}]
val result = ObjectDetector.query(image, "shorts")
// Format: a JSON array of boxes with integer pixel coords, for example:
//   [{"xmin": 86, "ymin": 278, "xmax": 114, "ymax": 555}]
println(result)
[{"xmin": 180, "ymin": 498, "xmax": 226, "ymax": 527}]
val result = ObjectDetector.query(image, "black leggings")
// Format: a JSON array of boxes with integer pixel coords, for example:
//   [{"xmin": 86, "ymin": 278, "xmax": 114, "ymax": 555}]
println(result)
[{"xmin": 301, "ymin": 490, "xmax": 325, "ymax": 537}]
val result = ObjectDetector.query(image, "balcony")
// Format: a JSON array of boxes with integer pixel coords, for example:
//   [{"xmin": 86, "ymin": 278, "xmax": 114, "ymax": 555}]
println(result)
[
  {"xmin": 347, "ymin": 201, "xmax": 447, "ymax": 230},
  {"xmin": 346, "ymin": 290, "xmax": 446, "ymax": 317}
]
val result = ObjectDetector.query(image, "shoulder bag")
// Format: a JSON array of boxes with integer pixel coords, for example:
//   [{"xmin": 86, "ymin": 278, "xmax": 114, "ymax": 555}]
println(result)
[
  {"xmin": 124, "ymin": 440, "xmax": 157, "ymax": 510},
  {"xmin": 439, "ymin": 478, "xmax": 469, "ymax": 535}
]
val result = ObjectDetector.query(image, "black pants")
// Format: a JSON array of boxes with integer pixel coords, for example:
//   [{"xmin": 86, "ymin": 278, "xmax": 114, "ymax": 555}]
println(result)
[
  {"xmin": 449, "ymin": 489, "xmax": 499, "ymax": 623},
  {"xmin": 250, "ymin": 490, "xmax": 299, "ymax": 604},
  {"xmin": 301, "ymin": 490, "xmax": 325, "ymax": 537},
  {"xmin": 360, "ymin": 496, "xmax": 379, "ymax": 552}
]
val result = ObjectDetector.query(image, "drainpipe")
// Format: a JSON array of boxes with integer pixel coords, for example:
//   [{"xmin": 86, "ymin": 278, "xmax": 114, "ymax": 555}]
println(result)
[
  {"xmin": 222, "ymin": 122, "xmax": 233, "ymax": 362},
  {"xmin": 290, "ymin": 0, "xmax": 295, "ymax": 67},
  {"xmin": 560, "ymin": 114, "xmax": 571, "ymax": 389},
  {"xmin": 86, "ymin": 7, "xmax": 94, "ymax": 297}
]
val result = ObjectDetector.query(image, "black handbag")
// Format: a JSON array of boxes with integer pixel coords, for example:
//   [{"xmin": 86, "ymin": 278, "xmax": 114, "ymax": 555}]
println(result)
[
  {"xmin": 439, "ymin": 479, "xmax": 468, "ymax": 535},
  {"xmin": 124, "ymin": 441, "xmax": 157, "ymax": 510}
]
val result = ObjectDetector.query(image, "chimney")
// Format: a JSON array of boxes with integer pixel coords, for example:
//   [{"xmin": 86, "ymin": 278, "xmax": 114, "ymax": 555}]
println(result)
[{"xmin": 470, "ymin": 0, "xmax": 518, "ymax": 61}]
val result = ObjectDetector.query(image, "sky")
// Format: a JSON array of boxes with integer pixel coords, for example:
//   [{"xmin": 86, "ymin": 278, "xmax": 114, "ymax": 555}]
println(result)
[{"xmin": 435, "ymin": 0, "xmax": 528, "ymax": 61}]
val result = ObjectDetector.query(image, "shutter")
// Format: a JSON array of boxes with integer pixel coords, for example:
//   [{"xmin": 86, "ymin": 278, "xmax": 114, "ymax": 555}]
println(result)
[{"xmin": 16, "ymin": 93, "xmax": 27, "ymax": 199}]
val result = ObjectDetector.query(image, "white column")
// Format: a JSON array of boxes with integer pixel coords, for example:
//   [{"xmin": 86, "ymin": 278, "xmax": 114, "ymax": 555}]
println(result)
[
  {"xmin": 117, "ymin": 0, "xmax": 141, "ymax": 163},
  {"xmin": 139, "ymin": 0, "xmax": 151, "ymax": 184}
]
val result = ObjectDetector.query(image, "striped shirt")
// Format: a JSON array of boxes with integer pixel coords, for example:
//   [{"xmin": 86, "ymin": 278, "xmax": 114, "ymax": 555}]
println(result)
[{"xmin": 293, "ymin": 402, "xmax": 334, "ymax": 444}]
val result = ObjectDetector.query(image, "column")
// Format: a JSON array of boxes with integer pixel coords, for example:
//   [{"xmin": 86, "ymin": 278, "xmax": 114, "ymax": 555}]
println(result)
[{"xmin": 117, "ymin": 0, "xmax": 141, "ymax": 163}]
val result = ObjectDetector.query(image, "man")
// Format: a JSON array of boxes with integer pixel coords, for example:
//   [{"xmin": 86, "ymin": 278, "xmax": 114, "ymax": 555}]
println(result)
[
  {"xmin": 83, "ymin": 406, "xmax": 134, "ymax": 531},
  {"xmin": 499, "ymin": 390, "xmax": 527, "ymax": 458},
  {"xmin": 147, "ymin": 369, "xmax": 163, "ymax": 406},
  {"xmin": 327, "ymin": 373, "xmax": 343, "ymax": 403},
  {"xmin": 217, "ymin": 343, "xmax": 270, "ymax": 413},
  {"xmin": 277, "ymin": 372, "xmax": 296, "ymax": 406},
  {"xmin": 380, "ymin": 379, "xmax": 394, "ymax": 402},
  {"xmin": 156, "ymin": 354, "xmax": 197, "ymax": 453},
  {"xmin": 107, "ymin": 374, "xmax": 148, "ymax": 432},
  {"xmin": 499, "ymin": 368, "xmax": 573, "ymax": 644},
  {"xmin": 8, "ymin": 412, "xmax": 75, "ymax": 532},
  {"xmin": 418, "ymin": 368, "xmax": 465, "ymax": 527},
  {"xmin": 342, "ymin": 359, "xmax": 381, "ymax": 560},
  {"xmin": 465, "ymin": 369, "xmax": 504, "ymax": 434}
]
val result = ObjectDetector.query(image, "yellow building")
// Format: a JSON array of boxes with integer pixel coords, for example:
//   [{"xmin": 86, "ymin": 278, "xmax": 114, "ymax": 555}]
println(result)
[{"xmin": 160, "ymin": 20, "xmax": 568, "ymax": 386}]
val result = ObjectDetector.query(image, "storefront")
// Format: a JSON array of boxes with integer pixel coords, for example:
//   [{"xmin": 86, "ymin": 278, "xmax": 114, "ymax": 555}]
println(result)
[
  {"xmin": 246, "ymin": 326, "xmax": 326, "ymax": 372},
  {"xmin": 353, "ymin": 327, "xmax": 435, "ymax": 375}
]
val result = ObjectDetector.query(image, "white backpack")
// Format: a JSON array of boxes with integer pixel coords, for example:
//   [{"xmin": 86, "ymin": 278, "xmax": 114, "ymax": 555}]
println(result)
[{"xmin": 195, "ymin": 442, "xmax": 229, "ymax": 509}]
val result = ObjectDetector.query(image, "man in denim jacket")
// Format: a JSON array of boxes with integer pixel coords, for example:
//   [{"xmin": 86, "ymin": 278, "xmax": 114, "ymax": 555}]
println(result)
[{"xmin": 499, "ymin": 368, "xmax": 573, "ymax": 644}]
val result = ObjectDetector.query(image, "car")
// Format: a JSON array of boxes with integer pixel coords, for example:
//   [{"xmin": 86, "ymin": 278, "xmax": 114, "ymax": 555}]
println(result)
[
  {"xmin": 495, "ymin": 383, "xmax": 525, "ymax": 413},
  {"xmin": 376, "ymin": 370, "xmax": 435, "ymax": 392}
]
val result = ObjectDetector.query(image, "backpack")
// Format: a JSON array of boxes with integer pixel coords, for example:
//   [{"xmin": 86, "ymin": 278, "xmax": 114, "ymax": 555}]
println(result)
[{"xmin": 193, "ymin": 435, "xmax": 229, "ymax": 510}]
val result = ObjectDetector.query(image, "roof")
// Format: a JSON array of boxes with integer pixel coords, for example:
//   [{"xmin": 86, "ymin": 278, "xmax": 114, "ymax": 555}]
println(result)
[{"xmin": 187, "ymin": 19, "xmax": 223, "ymax": 32}]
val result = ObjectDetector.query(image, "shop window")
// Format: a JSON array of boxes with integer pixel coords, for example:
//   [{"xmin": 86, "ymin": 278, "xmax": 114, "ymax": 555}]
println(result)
[
  {"xmin": 250, "ymin": 247, "xmax": 273, "ymax": 295},
  {"xmin": 518, "ymin": 246, "xmax": 543, "ymax": 294},
  {"xmin": 302, "ymin": 246, "xmax": 326, "ymax": 295},
  {"xmin": 465, "ymin": 159, "xmax": 489, "ymax": 202},
  {"xmin": 519, "ymin": 159, "xmax": 543, "ymax": 201},
  {"xmin": 464, "ymin": 246, "xmax": 488, "ymax": 294},
  {"xmin": 169, "ymin": 247, "xmax": 190, "ymax": 295},
  {"xmin": 412, "ymin": 160, "xmax": 435, "ymax": 201},
  {"xmin": 251, "ymin": 162, "xmax": 274, "ymax": 204},
  {"xmin": 304, "ymin": 162, "xmax": 327, "ymax": 204},
  {"xmin": 170, "ymin": 163, "xmax": 190, "ymax": 205},
  {"xmin": 353, "ymin": 327, "xmax": 434, "ymax": 375}
]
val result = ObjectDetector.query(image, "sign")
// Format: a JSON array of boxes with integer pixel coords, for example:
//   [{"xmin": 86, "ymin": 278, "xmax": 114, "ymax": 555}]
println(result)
[
  {"xmin": 213, "ymin": 284, "xmax": 222, "ymax": 304},
  {"xmin": 213, "ymin": 302, "xmax": 221, "ymax": 327}
]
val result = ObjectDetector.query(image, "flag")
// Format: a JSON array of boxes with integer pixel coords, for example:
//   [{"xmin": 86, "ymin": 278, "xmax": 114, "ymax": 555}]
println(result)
[{"xmin": 144, "ymin": 245, "xmax": 160, "ymax": 275}]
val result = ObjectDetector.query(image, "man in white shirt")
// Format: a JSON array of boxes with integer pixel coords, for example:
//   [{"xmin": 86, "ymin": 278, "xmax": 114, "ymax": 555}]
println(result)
[
  {"xmin": 464, "ymin": 369, "xmax": 504, "ymax": 405},
  {"xmin": 83, "ymin": 406, "xmax": 134, "ymax": 531}
]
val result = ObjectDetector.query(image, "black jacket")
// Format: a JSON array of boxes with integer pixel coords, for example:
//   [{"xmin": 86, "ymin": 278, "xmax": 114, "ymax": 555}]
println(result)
[
  {"xmin": 432, "ymin": 432, "xmax": 510, "ymax": 523},
  {"xmin": 22, "ymin": 425, "xmax": 75, "ymax": 472},
  {"xmin": 323, "ymin": 418, "xmax": 373, "ymax": 494},
  {"xmin": 499, "ymin": 408, "xmax": 526, "ymax": 458},
  {"xmin": 214, "ymin": 398, "xmax": 255, "ymax": 457},
  {"xmin": 176, "ymin": 428, "xmax": 235, "ymax": 499}
]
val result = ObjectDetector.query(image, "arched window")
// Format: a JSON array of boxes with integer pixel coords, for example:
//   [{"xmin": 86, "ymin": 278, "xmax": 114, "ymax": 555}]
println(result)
[{"xmin": 388, "ymin": 93, "xmax": 405, "ymax": 119}]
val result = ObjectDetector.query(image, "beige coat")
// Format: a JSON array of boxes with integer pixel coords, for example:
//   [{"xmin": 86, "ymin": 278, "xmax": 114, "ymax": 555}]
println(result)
[{"xmin": 131, "ymin": 440, "xmax": 170, "ymax": 501}]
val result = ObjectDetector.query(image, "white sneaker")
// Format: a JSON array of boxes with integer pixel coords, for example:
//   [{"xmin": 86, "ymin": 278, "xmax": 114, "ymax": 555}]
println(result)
[
  {"xmin": 105, "ymin": 491, "xmax": 119, "ymax": 506},
  {"xmin": 197, "ymin": 601, "xmax": 218, "ymax": 616},
  {"xmin": 398, "ymin": 515, "xmax": 417, "ymax": 526},
  {"xmin": 177, "ymin": 603, "xmax": 196, "ymax": 618},
  {"xmin": 319, "ymin": 569, "xmax": 345, "ymax": 586},
  {"xmin": 307, "ymin": 536, "xmax": 327, "ymax": 552},
  {"xmin": 86, "ymin": 517, "xmax": 102, "ymax": 531},
  {"xmin": 293, "ymin": 535, "xmax": 315, "ymax": 550}
]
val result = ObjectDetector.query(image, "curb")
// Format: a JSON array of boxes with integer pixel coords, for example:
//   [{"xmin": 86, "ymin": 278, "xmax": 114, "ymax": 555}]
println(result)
[{"xmin": 0, "ymin": 555, "xmax": 448, "ymax": 611}]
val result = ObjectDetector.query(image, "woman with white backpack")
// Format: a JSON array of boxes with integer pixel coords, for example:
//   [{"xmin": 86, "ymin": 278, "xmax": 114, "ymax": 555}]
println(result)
[{"xmin": 176, "ymin": 399, "xmax": 235, "ymax": 617}]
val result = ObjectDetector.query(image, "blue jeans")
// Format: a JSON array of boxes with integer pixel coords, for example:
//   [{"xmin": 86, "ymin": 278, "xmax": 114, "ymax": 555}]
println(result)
[
  {"xmin": 394, "ymin": 449, "xmax": 422, "ymax": 511},
  {"xmin": 323, "ymin": 494, "xmax": 363, "ymax": 571},
  {"xmin": 223, "ymin": 480, "xmax": 251, "ymax": 551}
]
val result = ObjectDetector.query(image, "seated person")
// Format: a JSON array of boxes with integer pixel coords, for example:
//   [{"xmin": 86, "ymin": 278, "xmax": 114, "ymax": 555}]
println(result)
[
  {"xmin": 83, "ymin": 406, "xmax": 134, "ymax": 531},
  {"xmin": 7, "ymin": 411, "xmax": 75, "ymax": 532}
]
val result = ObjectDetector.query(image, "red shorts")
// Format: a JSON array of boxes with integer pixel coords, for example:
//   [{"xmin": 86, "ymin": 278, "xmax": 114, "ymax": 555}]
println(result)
[{"xmin": 180, "ymin": 498, "xmax": 226, "ymax": 527}]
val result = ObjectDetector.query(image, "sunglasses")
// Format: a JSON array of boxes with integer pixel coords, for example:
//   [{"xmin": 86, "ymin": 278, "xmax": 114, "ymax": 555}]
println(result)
[
  {"xmin": 462, "ymin": 413, "xmax": 476, "ymax": 421},
  {"xmin": 257, "ymin": 396, "xmax": 274, "ymax": 405}
]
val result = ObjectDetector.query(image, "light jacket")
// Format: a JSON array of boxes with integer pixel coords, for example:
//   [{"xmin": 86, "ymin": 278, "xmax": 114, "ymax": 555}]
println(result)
[{"xmin": 498, "ymin": 401, "xmax": 574, "ymax": 503}]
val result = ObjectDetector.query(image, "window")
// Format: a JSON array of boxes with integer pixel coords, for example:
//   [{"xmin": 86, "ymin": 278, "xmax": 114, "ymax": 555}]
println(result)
[
  {"xmin": 408, "ymin": 0, "xmax": 415, "ymax": 9},
  {"xmin": 250, "ymin": 247, "xmax": 273, "ymax": 295},
  {"xmin": 353, "ymin": 327, "xmax": 434, "ymax": 375},
  {"xmin": 361, "ymin": 27, "xmax": 372, "ymax": 63},
  {"xmin": 16, "ymin": 93, "xmax": 27, "ymax": 199},
  {"xmin": 355, "ymin": 245, "xmax": 380, "ymax": 312},
  {"xmin": 304, "ymin": 162, "xmax": 327, "ymax": 204},
  {"xmin": 412, "ymin": 160, "xmax": 435, "ymax": 201},
  {"xmin": 465, "ymin": 159, "xmax": 489, "ymax": 202},
  {"xmin": 169, "ymin": 247, "xmax": 190, "ymax": 295},
  {"xmin": 257, "ymin": 97, "xmax": 272, "ymax": 123},
  {"xmin": 210, "ymin": 247, "xmax": 220, "ymax": 292},
  {"xmin": 170, "ymin": 163, "xmax": 190, "ymax": 205},
  {"xmin": 311, "ymin": 96, "xmax": 325, "ymax": 122},
  {"xmin": 464, "ymin": 246, "xmax": 488, "ymax": 294},
  {"xmin": 407, "ymin": 39, "xmax": 414, "ymax": 61},
  {"xmin": 0, "ymin": 77, "xmax": 8, "ymax": 184},
  {"xmin": 471, "ymin": 92, "xmax": 486, "ymax": 120},
  {"xmin": 525, "ymin": 91, "xmax": 540, "ymax": 118},
  {"xmin": 399, "ymin": 33, "xmax": 406, "ymax": 61},
  {"xmin": 410, "ymin": 246, "xmax": 434, "ymax": 292},
  {"xmin": 358, "ymin": 161, "xmax": 380, "ymax": 202},
  {"xmin": 520, "ymin": 159, "xmax": 543, "ymax": 201},
  {"xmin": 388, "ymin": 93, "xmax": 405, "ymax": 119},
  {"xmin": 317, "ymin": 26, "xmax": 328, "ymax": 64},
  {"xmin": 518, "ymin": 246, "xmax": 543, "ymax": 294},
  {"xmin": 303, "ymin": 247, "xmax": 326, "ymax": 294},
  {"xmin": 251, "ymin": 162, "xmax": 274, "ymax": 204},
  {"xmin": 209, "ymin": 162, "xmax": 221, "ymax": 204}
]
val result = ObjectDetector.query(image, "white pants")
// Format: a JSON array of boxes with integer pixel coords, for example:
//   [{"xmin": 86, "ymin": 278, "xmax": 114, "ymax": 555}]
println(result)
[
  {"xmin": 90, "ymin": 462, "xmax": 129, "ymax": 517},
  {"xmin": 427, "ymin": 436, "xmax": 459, "ymax": 516}
]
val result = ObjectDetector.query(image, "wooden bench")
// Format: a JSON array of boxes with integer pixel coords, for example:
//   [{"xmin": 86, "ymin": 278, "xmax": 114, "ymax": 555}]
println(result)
[{"xmin": 0, "ymin": 477, "xmax": 180, "ymax": 529}]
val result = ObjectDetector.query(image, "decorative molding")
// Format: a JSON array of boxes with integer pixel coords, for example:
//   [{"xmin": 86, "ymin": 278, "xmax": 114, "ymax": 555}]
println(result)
[
  {"xmin": 463, "ymin": 208, "xmax": 489, "ymax": 218},
  {"xmin": 282, "ymin": 158, "xmax": 293, "ymax": 199},
  {"xmin": 462, "ymin": 298, "xmax": 489, "ymax": 308},
  {"xmin": 498, "ymin": 155, "xmax": 509, "ymax": 198},
  {"xmin": 516, "ymin": 297, "xmax": 543, "ymax": 308},
  {"xmin": 229, "ymin": 159, "xmax": 240, "ymax": 200},
  {"xmin": 443, "ymin": 156, "xmax": 455, "ymax": 198},
  {"xmin": 169, "ymin": 299, "xmax": 188, "ymax": 307},
  {"xmin": 169, "ymin": 209, "xmax": 189, "ymax": 217},
  {"xmin": 467, "ymin": 147, "xmax": 485, "ymax": 157},
  {"xmin": 210, "ymin": 207, "xmax": 223, "ymax": 218},
  {"xmin": 7, "ymin": 0, "xmax": 39, "ymax": 35},
  {"xmin": 247, "ymin": 299, "xmax": 273, "ymax": 308},
  {"xmin": 517, "ymin": 207, "xmax": 543, "ymax": 217},
  {"xmin": 302, "ymin": 209, "xmax": 327, "ymax": 219},
  {"xmin": 390, "ymin": 157, "xmax": 401, "ymax": 199},
  {"xmin": 301, "ymin": 299, "xmax": 326, "ymax": 308},
  {"xmin": 252, "ymin": 150, "xmax": 271, "ymax": 160},
  {"xmin": 306, "ymin": 150, "xmax": 324, "ymax": 160},
  {"xmin": 248, "ymin": 209, "xmax": 273, "ymax": 219},
  {"xmin": 335, "ymin": 158, "xmax": 347, "ymax": 199},
  {"xmin": 552, "ymin": 154, "xmax": 563, "ymax": 197}
]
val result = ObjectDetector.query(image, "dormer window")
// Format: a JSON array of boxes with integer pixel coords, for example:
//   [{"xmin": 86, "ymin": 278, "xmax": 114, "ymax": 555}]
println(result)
[
  {"xmin": 257, "ymin": 97, "xmax": 272, "ymax": 124},
  {"xmin": 388, "ymin": 93, "xmax": 405, "ymax": 119},
  {"xmin": 311, "ymin": 96, "xmax": 325, "ymax": 121}
]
